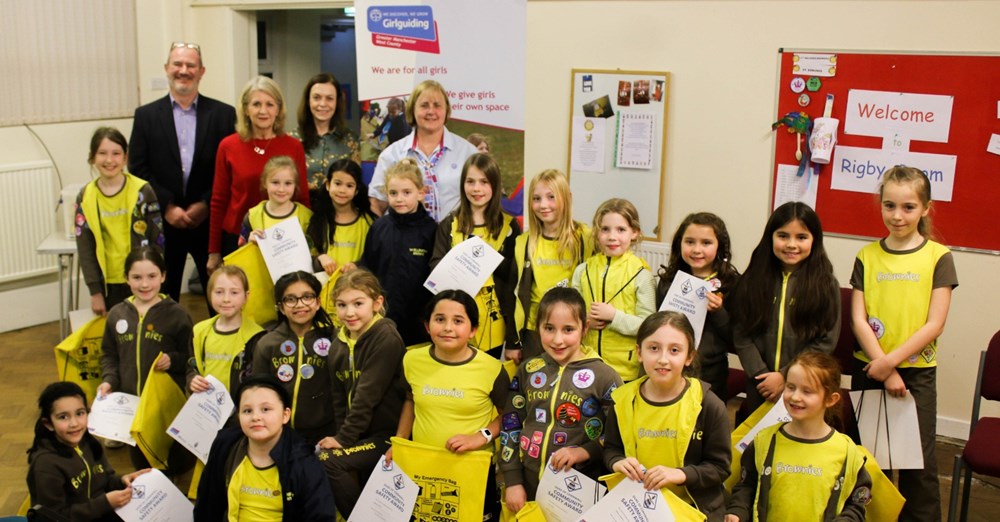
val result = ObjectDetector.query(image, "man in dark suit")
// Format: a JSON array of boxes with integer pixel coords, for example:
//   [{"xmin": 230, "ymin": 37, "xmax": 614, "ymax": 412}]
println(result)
[{"xmin": 129, "ymin": 42, "xmax": 236, "ymax": 303}]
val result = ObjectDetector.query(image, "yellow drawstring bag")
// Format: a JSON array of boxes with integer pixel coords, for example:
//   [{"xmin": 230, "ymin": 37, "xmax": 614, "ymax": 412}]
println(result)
[
  {"xmin": 54, "ymin": 316, "xmax": 106, "ymax": 404},
  {"xmin": 224, "ymin": 243, "xmax": 276, "ymax": 326},
  {"xmin": 390, "ymin": 436, "xmax": 492, "ymax": 522},
  {"xmin": 129, "ymin": 355, "xmax": 186, "ymax": 469}
]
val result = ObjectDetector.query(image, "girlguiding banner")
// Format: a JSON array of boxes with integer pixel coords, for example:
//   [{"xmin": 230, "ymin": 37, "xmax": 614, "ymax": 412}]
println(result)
[{"xmin": 356, "ymin": 0, "xmax": 526, "ymax": 218}]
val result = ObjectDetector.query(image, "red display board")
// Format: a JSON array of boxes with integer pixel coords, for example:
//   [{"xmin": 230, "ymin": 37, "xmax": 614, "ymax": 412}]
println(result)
[{"xmin": 773, "ymin": 50, "xmax": 1000, "ymax": 253}]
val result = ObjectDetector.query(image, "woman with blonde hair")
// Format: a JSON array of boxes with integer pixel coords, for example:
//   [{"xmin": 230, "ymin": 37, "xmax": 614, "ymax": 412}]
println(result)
[
  {"xmin": 368, "ymin": 80, "xmax": 478, "ymax": 222},
  {"xmin": 208, "ymin": 76, "xmax": 310, "ymax": 270}
]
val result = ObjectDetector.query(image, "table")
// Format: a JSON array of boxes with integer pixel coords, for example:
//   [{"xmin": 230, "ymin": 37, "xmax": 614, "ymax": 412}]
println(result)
[{"xmin": 36, "ymin": 232, "xmax": 79, "ymax": 338}]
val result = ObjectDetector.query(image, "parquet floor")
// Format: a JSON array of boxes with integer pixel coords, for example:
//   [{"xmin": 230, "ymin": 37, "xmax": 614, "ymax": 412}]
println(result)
[{"xmin": 1, "ymin": 294, "xmax": 997, "ymax": 519}]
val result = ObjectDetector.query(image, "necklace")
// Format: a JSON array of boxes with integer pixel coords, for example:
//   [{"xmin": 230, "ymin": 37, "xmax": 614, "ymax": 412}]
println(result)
[{"xmin": 252, "ymin": 137, "xmax": 274, "ymax": 155}]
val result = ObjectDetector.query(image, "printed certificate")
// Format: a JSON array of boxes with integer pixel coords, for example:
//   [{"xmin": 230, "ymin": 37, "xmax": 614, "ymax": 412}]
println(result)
[
  {"xmin": 423, "ymin": 235, "xmax": 503, "ymax": 297},
  {"xmin": 115, "ymin": 469, "xmax": 193, "ymax": 522},
  {"xmin": 658, "ymin": 270, "xmax": 713, "ymax": 347},
  {"xmin": 166, "ymin": 375, "xmax": 233, "ymax": 463},
  {"xmin": 257, "ymin": 218, "xmax": 313, "ymax": 283},
  {"xmin": 349, "ymin": 457, "xmax": 419, "ymax": 522},
  {"xmin": 536, "ymin": 463, "xmax": 605, "ymax": 522},
  {"xmin": 89, "ymin": 392, "xmax": 139, "ymax": 446}
]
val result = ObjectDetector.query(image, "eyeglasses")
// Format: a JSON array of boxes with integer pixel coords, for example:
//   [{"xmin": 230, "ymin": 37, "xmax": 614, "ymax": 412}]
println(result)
[
  {"xmin": 281, "ymin": 293, "xmax": 317, "ymax": 307},
  {"xmin": 170, "ymin": 41, "xmax": 201, "ymax": 52}
]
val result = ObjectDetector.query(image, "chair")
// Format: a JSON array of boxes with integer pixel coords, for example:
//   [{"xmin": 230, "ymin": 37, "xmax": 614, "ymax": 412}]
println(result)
[
  {"xmin": 948, "ymin": 329, "xmax": 1000, "ymax": 522},
  {"xmin": 835, "ymin": 287, "xmax": 862, "ymax": 443}
]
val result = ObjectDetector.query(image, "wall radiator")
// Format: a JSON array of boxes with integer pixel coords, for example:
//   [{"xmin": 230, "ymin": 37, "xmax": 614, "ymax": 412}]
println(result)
[
  {"xmin": 635, "ymin": 240, "xmax": 671, "ymax": 276},
  {"xmin": 0, "ymin": 161, "xmax": 58, "ymax": 283}
]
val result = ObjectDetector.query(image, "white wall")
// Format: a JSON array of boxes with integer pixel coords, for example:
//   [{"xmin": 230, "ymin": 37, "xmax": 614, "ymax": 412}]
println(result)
[{"xmin": 524, "ymin": 0, "xmax": 1000, "ymax": 436}]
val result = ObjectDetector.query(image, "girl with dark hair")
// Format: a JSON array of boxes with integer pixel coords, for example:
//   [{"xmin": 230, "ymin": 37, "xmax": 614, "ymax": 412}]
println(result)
[
  {"xmin": 387, "ymin": 289, "xmax": 509, "ymax": 520},
  {"xmin": 290, "ymin": 72, "xmax": 360, "ymax": 191},
  {"xmin": 26, "ymin": 381, "xmax": 150, "ymax": 521},
  {"xmin": 307, "ymin": 159, "xmax": 377, "ymax": 316},
  {"xmin": 729, "ymin": 202, "xmax": 840, "ymax": 413},
  {"xmin": 251, "ymin": 271, "xmax": 336, "ymax": 445},
  {"xmin": 76, "ymin": 126, "xmax": 164, "ymax": 315},
  {"xmin": 604, "ymin": 311, "xmax": 731, "ymax": 521},
  {"xmin": 97, "ymin": 245, "xmax": 194, "ymax": 471},
  {"xmin": 194, "ymin": 375, "xmax": 336, "ymax": 521},
  {"xmin": 656, "ymin": 212, "xmax": 741, "ymax": 398},
  {"xmin": 430, "ymin": 153, "xmax": 521, "ymax": 357}
]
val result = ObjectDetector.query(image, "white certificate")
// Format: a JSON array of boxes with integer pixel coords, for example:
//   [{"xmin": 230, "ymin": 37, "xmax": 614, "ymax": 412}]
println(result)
[
  {"xmin": 537, "ymin": 463, "xmax": 606, "ymax": 522},
  {"xmin": 115, "ymin": 469, "xmax": 193, "ymax": 522},
  {"xmin": 577, "ymin": 478, "xmax": 674, "ymax": 522},
  {"xmin": 658, "ymin": 270, "xmax": 712, "ymax": 347},
  {"xmin": 89, "ymin": 392, "xmax": 139, "ymax": 446},
  {"xmin": 166, "ymin": 375, "xmax": 234, "ymax": 463},
  {"xmin": 571, "ymin": 116, "xmax": 607, "ymax": 173},
  {"xmin": 614, "ymin": 112, "xmax": 655, "ymax": 170},
  {"xmin": 257, "ymin": 218, "xmax": 314, "ymax": 283},
  {"xmin": 735, "ymin": 397, "xmax": 792, "ymax": 453},
  {"xmin": 348, "ymin": 457, "xmax": 419, "ymax": 522},
  {"xmin": 850, "ymin": 390, "xmax": 923, "ymax": 469},
  {"xmin": 423, "ymin": 235, "xmax": 503, "ymax": 297}
]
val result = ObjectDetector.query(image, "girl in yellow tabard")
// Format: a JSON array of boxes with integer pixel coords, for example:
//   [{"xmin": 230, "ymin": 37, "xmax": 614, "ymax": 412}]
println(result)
[
  {"xmin": 75, "ymin": 127, "xmax": 164, "ymax": 316},
  {"xmin": 725, "ymin": 352, "xmax": 872, "ymax": 522},
  {"xmin": 188, "ymin": 265, "xmax": 263, "ymax": 399},
  {"xmin": 509, "ymin": 169, "xmax": 593, "ymax": 363},
  {"xmin": 430, "ymin": 153, "xmax": 521, "ymax": 358},
  {"xmin": 306, "ymin": 159, "xmax": 377, "ymax": 318},
  {"xmin": 238, "ymin": 155, "xmax": 312, "ymax": 247},
  {"xmin": 571, "ymin": 198, "xmax": 655, "ymax": 381},
  {"xmin": 850, "ymin": 167, "xmax": 957, "ymax": 521},
  {"xmin": 604, "ymin": 311, "xmax": 731, "ymax": 521},
  {"xmin": 388, "ymin": 289, "xmax": 510, "ymax": 520}
]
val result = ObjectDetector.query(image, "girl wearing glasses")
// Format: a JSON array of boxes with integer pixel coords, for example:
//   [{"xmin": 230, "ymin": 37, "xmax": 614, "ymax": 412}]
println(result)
[{"xmin": 251, "ymin": 271, "xmax": 336, "ymax": 445}]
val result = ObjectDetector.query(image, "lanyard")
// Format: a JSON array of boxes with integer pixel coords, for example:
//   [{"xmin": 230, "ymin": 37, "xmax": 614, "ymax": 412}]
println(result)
[{"xmin": 413, "ymin": 134, "xmax": 446, "ymax": 220}]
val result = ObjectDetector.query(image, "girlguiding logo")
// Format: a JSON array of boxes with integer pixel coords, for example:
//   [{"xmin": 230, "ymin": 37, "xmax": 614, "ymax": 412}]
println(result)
[{"xmin": 367, "ymin": 6, "xmax": 440, "ymax": 53}]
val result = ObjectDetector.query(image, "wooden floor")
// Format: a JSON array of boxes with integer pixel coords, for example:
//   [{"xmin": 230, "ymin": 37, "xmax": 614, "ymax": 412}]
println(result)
[{"xmin": 2, "ymin": 293, "xmax": 998, "ymax": 519}]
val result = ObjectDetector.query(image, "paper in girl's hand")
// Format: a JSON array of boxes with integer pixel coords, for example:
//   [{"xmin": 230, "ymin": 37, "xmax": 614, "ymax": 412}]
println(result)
[
  {"xmin": 850, "ymin": 390, "xmax": 923, "ymax": 469},
  {"xmin": 536, "ymin": 463, "xmax": 606, "ymax": 522},
  {"xmin": 659, "ymin": 270, "xmax": 713, "ymax": 346},
  {"xmin": 735, "ymin": 398, "xmax": 792, "ymax": 453}
]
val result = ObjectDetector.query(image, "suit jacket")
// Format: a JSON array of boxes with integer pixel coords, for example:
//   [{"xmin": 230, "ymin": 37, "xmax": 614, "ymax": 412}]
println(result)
[{"xmin": 129, "ymin": 94, "xmax": 236, "ymax": 209}]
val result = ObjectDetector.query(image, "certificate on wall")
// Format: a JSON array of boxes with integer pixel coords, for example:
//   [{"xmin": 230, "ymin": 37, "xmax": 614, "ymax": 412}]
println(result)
[
  {"xmin": 166, "ymin": 375, "xmax": 234, "ymax": 463},
  {"xmin": 89, "ymin": 392, "xmax": 139, "ymax": 446},
  {"xmin": 571, "ymin": 116, "xmax": 607, "ymax": 173},
  {"xmin": 257, "ymin": 218, "xmax": 313, "ymax": 283},
  {"xmin": 615, "ymin": 112, "xmax": 655, "ymax": 169}
]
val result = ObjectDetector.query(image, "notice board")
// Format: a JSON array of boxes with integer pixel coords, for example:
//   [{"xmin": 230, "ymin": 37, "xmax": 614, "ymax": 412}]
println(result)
[
  {"xmin": 771, "ymin": 50, "xmax": 1000, "ymax": 253},
  {"xmin": 568, "ymin": 69, "xmax": 669, "ymax": 240}
]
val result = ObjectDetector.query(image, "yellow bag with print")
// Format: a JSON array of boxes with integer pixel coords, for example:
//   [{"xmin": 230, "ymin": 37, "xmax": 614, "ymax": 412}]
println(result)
[
  {"xmin": 391, "ymin": 436, "xmax": 491, "ymax": 522},
  {"xmin": 857, "ymin": 445, "xmax": 905, "ymax": 522},
  {"xmin": 601, "ymin": 472, "xmax": 707, "ymax": 521},
  {"xmin": 224, "ymin": 243, "xmax": 276, "ymax": 326},
  {"xmin": 129, "ymin": 355, "xmax": 186, "ymax": 469},
  {"xmin": 54, "ymin": 316, "xmax": 106, "ymax": 404},
  {"xmin": 725, "ymin": 402, "xmax": 774, "ymax": 493}
]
